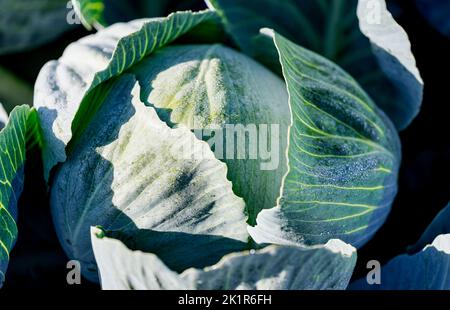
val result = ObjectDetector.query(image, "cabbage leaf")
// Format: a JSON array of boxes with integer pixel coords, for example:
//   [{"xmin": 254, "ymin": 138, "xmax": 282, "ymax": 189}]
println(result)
[
  {"xmin": 207, "ymin": 0, "xmax": 423, "ymax": 130},
  {"xmin": 91, "ymin": 227, "xmax": 356, "ymax": 290},
  {"xmin": 248, "ymin": 30, "xmax": 401, "ymax": 248}
]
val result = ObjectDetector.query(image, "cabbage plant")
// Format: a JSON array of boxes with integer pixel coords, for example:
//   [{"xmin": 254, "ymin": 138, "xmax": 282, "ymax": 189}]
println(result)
[{"xmin": 0, "ymin": 0, "xmax": 449, "ymax": 290}]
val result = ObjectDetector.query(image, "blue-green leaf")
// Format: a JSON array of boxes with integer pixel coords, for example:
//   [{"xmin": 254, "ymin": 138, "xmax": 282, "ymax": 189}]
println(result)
[
  {"xmin": 34, "ymin": 10, "xmax": 220, "ymax": 179},
  {"xmin": 50, "ymin": 75, "xmax": 248, "ymax": 282},
  {"xmin": 248, "ymin": 30, "xmax": 401, "ymax": 248},
  {"xmin": 207, "ymin": 0, "xmax": 423, "ymax": 130},
  {"xmin": 416, "ymin": 0, "xmax": 450, "ymax": 39},
  {"xmin": 409, "ymin": 202, "xmax": 450, "ymax": 253},
  {"xmin": 350, "ymin": 234, "xmax": 450, "ymax": 290},
  {"xmin": 130, "ymin": 43, "xmax": 290, "ymax": 224},
  {"xmin": 91, "ymin": 227, "xmax": 356, "ymax": 290},
  {"xmin": 0, "ymin": 105, "xmax": 41, "ymax": 287},
  {"xmin": 356, "ymin": 0, "xmax": 423, "ymax": 130},
  {"xmin": 0, "ymin": 0, "xmax": 74, "ymax": 55}
]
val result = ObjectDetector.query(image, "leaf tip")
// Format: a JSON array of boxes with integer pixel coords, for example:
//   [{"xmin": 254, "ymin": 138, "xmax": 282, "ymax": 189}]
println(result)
[
  {"xmin": 90, "ymin": 226, "xmax": 105, "ymax": 239},
  {"xmin": 425, "ymin": 234, "xmax": 450, "ymax": 254},
  {"xmin": 259, "ymin": 28, "xmax": 275, "ymax": 38},
  {"xmin": 325, "ymin": 239, "xmax": 356, "ymax": 258}
]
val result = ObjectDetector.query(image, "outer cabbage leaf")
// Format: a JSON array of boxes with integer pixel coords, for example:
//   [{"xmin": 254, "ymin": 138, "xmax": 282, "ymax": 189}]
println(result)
[
  {"xmin": 34, "ymin": 10, "xmax": 220, "ymax": 179},
  {"xmin": 351, "ymin": 201, "xmax": 450, "ymax": 289},
  {"xmin": 416, "ymin": 0, "xmax": 450, "ymax": 39},
  {"xmin": 91, "ymin": 227, "xmax": 356, "ymax": 290},
  {"xmin": 350, "ymin": 234, "xmax": 450, "ymax": 290},
  {"xmin": 409, "ymin": 202, "xmax": 450, "ymax": 253},
  {"xmin": 207, "ymin": 0, "xmax": 423, "ymax": 130},
  {"xmin": 131, "ymin": 44, "xmax": 290, "ymax": 223},
  {"xmin": 50, "ymin": 75, "xmax": 248, "ymax": 282},
  {"xmin": 0, "ymin": 0, "xmax": 73, "ymax": 55},
  {"xmin": 248, "ymin": 30, "xmax": 401, "ymax": 248},
  {"xmin": 0, "ymin": 105, "xmax": 41, "ymax": 287}
]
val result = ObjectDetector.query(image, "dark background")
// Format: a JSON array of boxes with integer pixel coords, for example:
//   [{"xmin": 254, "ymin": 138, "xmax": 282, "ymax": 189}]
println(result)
[{"xmin": 0, "ymin": 0, "xmax": 448, "ymax": 289}]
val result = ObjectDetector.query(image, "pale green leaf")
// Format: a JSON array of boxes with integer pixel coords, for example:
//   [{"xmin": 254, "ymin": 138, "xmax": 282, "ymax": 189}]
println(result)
[
  {"xmin": 207, "ymin": 0, "xmax": 423, "ymax": 130},
  {"xmin": 50, "ymin": 75, "xmax": 248, "ymax": 282},
  {"xmin": 131, "ymin": 43, "xmax": 290, "ymax": 223},
  {"xmin": 34, "ymin": 10, "xmax": 220, "ymax": 179},
  {"xmin": 248, "ymin": 30, "xmax": 401, "ymax": 248},
  {"xmin": 91, "ymin": 227, "xmax": 356, "ymax": 290}
]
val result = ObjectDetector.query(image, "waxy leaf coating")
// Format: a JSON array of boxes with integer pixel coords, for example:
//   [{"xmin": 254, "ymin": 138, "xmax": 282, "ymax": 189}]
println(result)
[
  {"xmin": 35, "ymin": 10, "xmax": 220, "ymax": 179},
  {"xmin": 208, "ymin": 0, "xmax": 423, "ymax": 130},
  {"xmin": 91, "ymin": 227, "xmax": 356, "ymax": 290},
  {"xmin": 131, "ymin": 43, "xmax": 290, "ymax": 223},
  {"xmin": 51, "ymin": 75, "xmax": 248, "ymax": 281},
  {"xmin": 36, "ymin": 10, "xmax": 403, "ymax": 284},
  {"xmin": 249, "ymin": 30, "xmax": 401, "ymax": 248}
]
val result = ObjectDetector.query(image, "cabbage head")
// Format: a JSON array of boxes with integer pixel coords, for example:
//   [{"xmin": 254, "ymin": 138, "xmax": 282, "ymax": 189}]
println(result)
[{"xmin": 30, "ymin": 9, "xmax": 401, "ymax": 285}]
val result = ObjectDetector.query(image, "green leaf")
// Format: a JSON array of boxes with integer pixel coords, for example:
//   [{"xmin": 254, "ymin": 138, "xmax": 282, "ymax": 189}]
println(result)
[
  {"xmin": 350, "ymin": 234, "xmax": 450, "ymax": 290},
  {"xmin": 72, "ymin": 0, "xmax": 111, "ymax": 30},
  {"xmin": 248, "ymin": 30, "xmax": 401, "ymax": 248},
  {"xmin": 0, "ymin": 0, "xmax": 74, "ymax": 55},
  {"xmin": 416, "ymin": 0, "xmax": 450, "ymax": 39},
  {"xmin": 50, "ymin": 75, "xmax": 248, "ymax": 282},
  {"xmin": 34, "ymin": 10, "xmax": 221, "ymax": 180},
  {"xmin": 207, "ymin": 0, "xmax": 423, "ymax": 130},
  {"xmin": 0, "ymin": 105, "xmax": 41, "ymax": 287},
  {"xmin": 91, "ymin": 227, "xmax": 356, "ymax": 290},
  {"xmin": 130, "ymin": 43, "xmax": 290, "ymax": 224}
]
